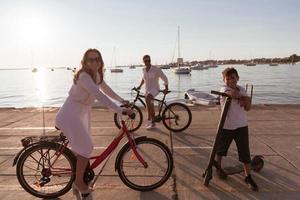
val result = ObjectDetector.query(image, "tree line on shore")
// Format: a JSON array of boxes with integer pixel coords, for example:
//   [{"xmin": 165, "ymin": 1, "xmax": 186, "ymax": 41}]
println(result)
[{"xmin": 170, "ymin": 54, "xmax": 300, "ymax": 66}]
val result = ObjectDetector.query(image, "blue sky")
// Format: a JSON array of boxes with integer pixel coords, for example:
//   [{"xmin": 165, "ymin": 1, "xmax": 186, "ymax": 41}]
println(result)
[{"xmin": 0, "ymin": 0, "xmax": 299, "ymax": 67}]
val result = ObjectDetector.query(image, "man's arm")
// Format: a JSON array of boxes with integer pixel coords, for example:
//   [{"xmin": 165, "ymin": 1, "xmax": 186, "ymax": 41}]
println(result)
[
  {"xmin": 158, "ymin": 68, "xmax": 169, "ymax": 92},
  {"xmin": 137, "ymin": 79, "xmax": 144, "ymax": 90}
]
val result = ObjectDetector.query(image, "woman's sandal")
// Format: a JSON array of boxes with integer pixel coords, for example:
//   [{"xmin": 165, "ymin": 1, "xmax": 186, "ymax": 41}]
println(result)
[
  {"xmin": 72, "ymin": 183, "xmax": 93, "ymax": 200},
  {"xmin": 72, "ymin": 183, "xmax": 82, "ymax": 200}
]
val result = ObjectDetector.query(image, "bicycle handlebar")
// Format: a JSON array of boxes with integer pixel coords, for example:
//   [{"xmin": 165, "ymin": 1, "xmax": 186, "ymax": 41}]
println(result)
[
  {"xmin": 132, "ymin": 87, "xmax": 140, "ymax": 92},
  {"xmin": 132, "ymin": 87, "xmax": 171, "ymax": 95},
  {"xmin": 211, "ymin": 90, "xmax": 229, "ymax": 97},
  {"xmin": 121, "ymin": 110, "xmax": 136, "ymax": 119}
]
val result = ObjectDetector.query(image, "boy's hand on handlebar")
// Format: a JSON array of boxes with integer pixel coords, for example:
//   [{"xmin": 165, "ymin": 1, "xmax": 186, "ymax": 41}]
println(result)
[{"xmin": 226, "ymin": 89, "xmax": 242, "ymax": 99}]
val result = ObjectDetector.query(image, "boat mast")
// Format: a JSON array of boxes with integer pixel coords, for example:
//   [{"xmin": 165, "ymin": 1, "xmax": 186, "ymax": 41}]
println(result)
[
  {"xmin": 178, "ymin": 26, "xmax": 180, "ymax": 59},
  {"xmin": 177, "ymin": 26, "xmax": 182, "ymax": 68}
]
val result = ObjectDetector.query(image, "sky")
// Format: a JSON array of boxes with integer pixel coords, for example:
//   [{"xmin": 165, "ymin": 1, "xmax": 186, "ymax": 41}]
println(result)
[{"xmin": 0, "ymin": 0, "xmax": 299, "ymax": 68}]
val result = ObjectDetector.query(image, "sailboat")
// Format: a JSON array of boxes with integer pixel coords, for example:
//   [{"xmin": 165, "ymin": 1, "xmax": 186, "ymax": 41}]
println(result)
[
  {"xmin": 191, "ymin": 63, "xmax": 205, "ymax": 70},
  {"xmin": 206, "ymin": 62, "xmax": 218, "ymax": 68},
  {"xmin": 160, "ymin": 65, "xmax": 171, "ymax": 69},
  {"xmin": 269, "ymin": 59, "xmax": 278, "ymax": 66},
  {"xmin": 160, "ymin": 62, "xmax": 171, "ymax": 69},
  {"xmin": 245, "ymin": 60, "xmax": 256, "ymax": 66},
  {"xmin": 172, "ymin": 26, "xmax": 191, "ymax": 74},
  {"xmin": 110, "ymin": 47, "xmax": 123, "ymax": 73}
]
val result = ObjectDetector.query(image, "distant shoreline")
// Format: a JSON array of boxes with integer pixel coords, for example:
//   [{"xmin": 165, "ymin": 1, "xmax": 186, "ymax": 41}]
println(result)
[{"xmin": 0, "ymin": 54, "xmax": 299, "ymax": 69}]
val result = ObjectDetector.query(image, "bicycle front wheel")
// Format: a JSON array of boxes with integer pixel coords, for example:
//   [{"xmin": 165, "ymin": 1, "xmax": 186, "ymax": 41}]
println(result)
[
  {"xmin": 162, "ymin": 102, "xmax": 192, "ymax": 132},
  {"xmin": 116, "ymin": 137, "xmax": 173, "ymax": 191},
  {"xmin": 114, "ymin": 104, "xmax": 143, "ymax": 132},
  {"xmin": 16, "ymin": 142, "xmax": 76, "ymax": 199}
]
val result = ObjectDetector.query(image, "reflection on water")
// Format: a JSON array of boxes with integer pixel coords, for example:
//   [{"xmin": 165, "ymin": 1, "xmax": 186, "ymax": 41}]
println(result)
[
  {"xmin": 33, "ymin": 68, "xmax": 47, "ymax": 105},
  {"xmin": 0, "ymin": 64, "xmax": 299, "ymax": 108}
]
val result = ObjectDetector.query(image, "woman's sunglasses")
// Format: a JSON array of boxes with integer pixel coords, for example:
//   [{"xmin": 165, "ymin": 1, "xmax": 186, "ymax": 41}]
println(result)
[{"xmin": 87, "ymin": 57, "xmax": 101, "ymax": 63}]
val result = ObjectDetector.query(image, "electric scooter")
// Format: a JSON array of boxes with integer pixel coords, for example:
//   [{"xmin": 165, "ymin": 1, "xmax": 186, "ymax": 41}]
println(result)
[{"xmin": 202, "ymin": 86, "xmax": 264, "ymax": 186}]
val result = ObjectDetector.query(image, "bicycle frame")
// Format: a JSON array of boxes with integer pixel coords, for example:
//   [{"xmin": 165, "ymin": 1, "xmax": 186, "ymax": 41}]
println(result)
[
  {"xmin": 132, "ymin": 89, "xmax": 168, "ymax": 117},
  {"xmin": 89, "ymin": 120, "xmax": 147, "ymax": 169},
  {"xmin": 47, "ymin": 120, "xmax": 147, "ymax": 176}
]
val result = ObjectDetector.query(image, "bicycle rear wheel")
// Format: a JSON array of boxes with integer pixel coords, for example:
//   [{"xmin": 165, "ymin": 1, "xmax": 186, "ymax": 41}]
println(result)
[
  {"xmin": 114, "ymin": 105, "xmax": 143, "ymax": 132},
  {"xmin": 116, "ymin": 137, "xmax": 173, "ymax": 191},
  {"xmin": 16, "ymin": 142, "xmax": 76, "ymax": 199},
  {"xmin": 162, "ymin": 102, "xmax": 192, "ymax": 132}
]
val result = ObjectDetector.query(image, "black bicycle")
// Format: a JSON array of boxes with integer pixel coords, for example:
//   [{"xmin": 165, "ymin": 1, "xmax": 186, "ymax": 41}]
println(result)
[{"xmin": 114, "ymin": 87, "xmax": 192, "ymax": 132}]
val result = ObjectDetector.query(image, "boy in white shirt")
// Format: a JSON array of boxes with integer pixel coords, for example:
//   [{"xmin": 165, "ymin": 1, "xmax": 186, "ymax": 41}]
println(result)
[
  {"xmin": 137, "ymin": 55, "xmax": 169, "ymax": 129},
  {"xmin": 216, "ymin": 67, "xmax": 258, "ymax": 191}
]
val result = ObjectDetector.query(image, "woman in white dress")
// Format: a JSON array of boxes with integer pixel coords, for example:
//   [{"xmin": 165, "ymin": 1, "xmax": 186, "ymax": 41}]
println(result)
[{"xmin": 55, "ymin": 48, "xmax": 130, "ymax": 200}]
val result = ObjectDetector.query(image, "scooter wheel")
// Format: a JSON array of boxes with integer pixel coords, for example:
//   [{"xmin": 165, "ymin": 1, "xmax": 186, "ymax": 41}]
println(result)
[{"xmin": 251, "ymin": 155, "xmax": 264, "ymax": 172}]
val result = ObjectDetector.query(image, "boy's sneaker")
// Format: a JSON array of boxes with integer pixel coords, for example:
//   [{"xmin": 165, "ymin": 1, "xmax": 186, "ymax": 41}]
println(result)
[
  {"xmin": 216, "ymin": 169, "xmax": 227, "ymax": 180},
  {"xmin": 146, "ymin": 122, "xmax": 156, "ymax": 130},
  {"xmin": 145, "ymin": 120, "xmax": 152, "ymax": 128},
  {"xmin": 245, "ymin": 174, "xmax": 258, "ymax": 191}
]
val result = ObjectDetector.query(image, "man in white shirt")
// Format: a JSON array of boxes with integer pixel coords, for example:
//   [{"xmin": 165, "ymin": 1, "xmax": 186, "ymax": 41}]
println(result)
[{"xmin": 137, "ymin": 55, "xmax": 169, "ymax": 129}]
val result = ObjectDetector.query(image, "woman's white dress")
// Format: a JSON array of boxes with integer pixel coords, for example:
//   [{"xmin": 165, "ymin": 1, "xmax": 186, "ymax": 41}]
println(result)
[{"xmin": 55, "ymin": 72, "xmax": 123, "ymax": 158}]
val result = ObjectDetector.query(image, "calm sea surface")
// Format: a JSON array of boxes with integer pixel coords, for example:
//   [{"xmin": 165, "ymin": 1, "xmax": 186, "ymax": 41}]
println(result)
[{"xmin": 0, "ymin": 64, "xmax": 299, "ymax": 108}]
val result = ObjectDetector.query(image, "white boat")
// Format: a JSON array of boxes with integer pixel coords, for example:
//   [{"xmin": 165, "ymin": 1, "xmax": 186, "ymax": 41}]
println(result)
[
  {"xmin": 185, "ymin": 89, "xmax": 219, "ymax": 106},
  {"xmin": 172, "ymin": 26, "xmax": 191, "ymax": 75},
  {"xmin": 191, "ymin": 64, "xmax": 204, "ymax": 70},
  {"xmin": 172, "ymin": 67, "xmax": 191, "ymax": 74},
  {"xmin": 245, "ymin": 59, "xmax": 256, "ymax": 66},
  {"xmin": 269, "ymin": 59, "xmax": 278, "ymax": 66},
  {"xmin": 110, "ymin": 68, "xmax": 123, "ymax": 73},
  {"xmin": 207, "ymin": 63, "xmax": 218, "ymax": 68},
  {"xmin": 160, "ymin": 65, "xmax": 170, "ymax": 69}
]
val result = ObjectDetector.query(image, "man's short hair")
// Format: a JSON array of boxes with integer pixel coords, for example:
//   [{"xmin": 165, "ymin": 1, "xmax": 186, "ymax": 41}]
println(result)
[{"xmin": 143, "ymin": 55, "xmax": 151, "ymax": 60}]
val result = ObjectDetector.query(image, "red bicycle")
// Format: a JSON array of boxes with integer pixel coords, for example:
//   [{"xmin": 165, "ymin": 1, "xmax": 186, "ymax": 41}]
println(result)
[{"xmin": 13, "ymin": 115, "xmax": 173, "ymax": 199}]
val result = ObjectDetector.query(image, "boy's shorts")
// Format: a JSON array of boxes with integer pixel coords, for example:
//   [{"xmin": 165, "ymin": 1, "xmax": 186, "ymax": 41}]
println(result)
[{"xmin": 216, "ymin": 126, "xmax": 251, "ymax": 164}]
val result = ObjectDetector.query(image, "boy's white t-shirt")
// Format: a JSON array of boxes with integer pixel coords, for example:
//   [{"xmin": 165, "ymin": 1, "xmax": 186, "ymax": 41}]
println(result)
[{"xmin": 220, "ymin": 85, "xmax": 248, "ymax": 130}]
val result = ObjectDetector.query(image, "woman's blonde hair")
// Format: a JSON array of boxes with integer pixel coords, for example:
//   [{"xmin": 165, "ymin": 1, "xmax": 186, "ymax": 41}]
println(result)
[{"xmin": 74, "ymin": 48, "xmax": 104, "ymax": 84}]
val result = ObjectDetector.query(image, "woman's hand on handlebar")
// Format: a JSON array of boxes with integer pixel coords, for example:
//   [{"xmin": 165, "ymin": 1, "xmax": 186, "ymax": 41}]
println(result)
[
  {"xmin": 122, "ymin": 108, "xmax": 131, "ymax": 115},
  {"xmin": 121, "ymin": 99, "xmax": 130, "ymax": 106},
  {"xmin": 122, "ymin": 108, "xmax": 135, "ymax": 119}
]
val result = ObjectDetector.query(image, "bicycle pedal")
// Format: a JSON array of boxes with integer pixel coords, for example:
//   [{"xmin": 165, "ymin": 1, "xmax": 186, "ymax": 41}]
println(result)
[
  {"xmin": 130, "ymin": 154, "xmax": 136, "ymax": 160},
  {"xmin": 154, "ymin": 116, "xmax": 162, "ymax": 122}
]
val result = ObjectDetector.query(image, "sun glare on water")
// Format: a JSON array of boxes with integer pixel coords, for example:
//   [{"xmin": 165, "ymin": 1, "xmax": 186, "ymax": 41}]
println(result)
[{"xmin": 33, "ymin": 67, "xmax": 48, "ymax": 106}]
